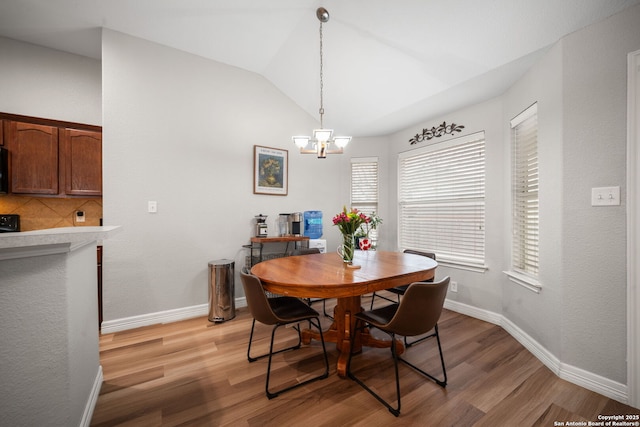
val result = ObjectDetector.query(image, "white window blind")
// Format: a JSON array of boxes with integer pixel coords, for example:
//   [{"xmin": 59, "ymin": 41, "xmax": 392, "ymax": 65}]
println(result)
[
  {"xmin": 351, "ymin": 157, "xmax": 379, "ymax": 242},
  {"xmin": 511, "ymin": 103, "xmax": 539, "ymax": 277},
  {"xmin": 398, "ymin": 132, "xmax": 485, "ymax": 266}
]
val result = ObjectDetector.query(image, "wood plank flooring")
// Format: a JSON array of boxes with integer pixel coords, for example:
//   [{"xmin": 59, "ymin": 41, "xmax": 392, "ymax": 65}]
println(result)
[{"xmin": 91, "ymin": 294, "xmax": 639, "ymax": 426}]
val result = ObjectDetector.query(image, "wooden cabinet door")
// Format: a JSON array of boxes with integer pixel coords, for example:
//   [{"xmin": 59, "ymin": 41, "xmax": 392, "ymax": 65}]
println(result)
[
  {"xmin": 7, "ymin": 121, "xmax": 59, "ymax": 194},
  {"xmin": 61, "ymin": 128, "xmax": 102, "ymax": 196}
]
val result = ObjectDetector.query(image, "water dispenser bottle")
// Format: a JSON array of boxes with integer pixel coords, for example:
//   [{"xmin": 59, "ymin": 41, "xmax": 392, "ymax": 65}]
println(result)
[{"xmin": 303, "ymin": 211, "xmax": 323, "ymax": 239}]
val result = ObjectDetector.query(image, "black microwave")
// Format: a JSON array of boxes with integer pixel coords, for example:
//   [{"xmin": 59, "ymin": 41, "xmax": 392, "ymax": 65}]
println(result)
[{"xmin": 0, "ymin": 146, "xmax": 7, "ymax": 194}]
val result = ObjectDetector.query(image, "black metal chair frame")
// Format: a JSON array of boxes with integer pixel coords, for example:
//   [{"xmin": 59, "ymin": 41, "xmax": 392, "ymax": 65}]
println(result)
[
  {"xmin": 347, "ymin": 278, "xmax": 449, "ymax": 417},
  {"xmin": 241, "ymin": 272, "xmax": 330, "ymax": 399},
  {"xmin": 247, "ymin": 314, "xmax": 329, "ymax": 399}
]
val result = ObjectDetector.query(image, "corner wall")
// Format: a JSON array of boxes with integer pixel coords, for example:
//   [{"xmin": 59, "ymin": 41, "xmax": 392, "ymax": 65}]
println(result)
[{"xmin": 560, "ymin": 4, "xmax": 640, "ymax": 384}]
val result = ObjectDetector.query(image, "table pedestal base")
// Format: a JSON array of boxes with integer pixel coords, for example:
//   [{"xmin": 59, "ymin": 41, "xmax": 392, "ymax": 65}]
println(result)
[{"xmin": 301, "ymin": 295, "xmax": 404, "ymax": 378}]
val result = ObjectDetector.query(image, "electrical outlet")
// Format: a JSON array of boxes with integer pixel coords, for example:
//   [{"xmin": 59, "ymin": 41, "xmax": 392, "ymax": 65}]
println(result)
[
  {"xmin": 75, "ymin": 211, "xmax": 85, "ymax": 223},
  {"xmin": 450, "ymin": 281, "xmax": 458, "ymax": 292}
]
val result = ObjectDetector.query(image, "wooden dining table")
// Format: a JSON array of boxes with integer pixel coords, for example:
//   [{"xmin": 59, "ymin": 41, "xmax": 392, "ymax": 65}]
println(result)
[{"xmin": 250, "ymin": 250, "xmax": 438, "ymax": 377}]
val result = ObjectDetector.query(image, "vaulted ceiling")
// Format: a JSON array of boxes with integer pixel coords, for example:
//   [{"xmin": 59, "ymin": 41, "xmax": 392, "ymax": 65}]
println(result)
[{"xmin": 1, "ymin": 0, "xmax": 639, "ymax": 136}]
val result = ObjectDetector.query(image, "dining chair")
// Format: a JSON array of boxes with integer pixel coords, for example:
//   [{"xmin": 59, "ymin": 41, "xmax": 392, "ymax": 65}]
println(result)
[
  {"xmin": 240, "ymin": 271, "xmax": 330, "ymax": 399},
  {"xmin": 290, "ymin": 248, "xmax": 334, "ymax": 319},
  {"xmin": 370, "ymin": 249, "xmax": 436, "ymax": 311},
  {"xmin": 346, "ymin": 276, "xmax": 450, "ymax": 417}
]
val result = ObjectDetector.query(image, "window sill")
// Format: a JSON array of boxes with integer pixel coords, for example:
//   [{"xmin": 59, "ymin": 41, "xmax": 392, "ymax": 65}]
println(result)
[
  {"xmin": 503, "ymin": 270, "xmax": 542, "ymax": 294},
  {"xmin": 437, "ymin": 259, "xmax": 488, "ymax": 273}
]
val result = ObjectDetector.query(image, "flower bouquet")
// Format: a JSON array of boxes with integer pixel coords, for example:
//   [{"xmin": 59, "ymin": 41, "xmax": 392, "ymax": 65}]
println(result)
[
  {"xmin": 332, "ymin": 206, "xmax": 370, "ymax": 265},
  {"xmin": 355, "ymin": 212, "xmax": 383, "ymax": 250}
]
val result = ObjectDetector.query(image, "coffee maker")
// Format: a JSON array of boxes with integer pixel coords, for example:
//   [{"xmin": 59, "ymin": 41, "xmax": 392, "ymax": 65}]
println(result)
[
  {"xmin": 288, "ymin": 212, "xmax": 302, "ymax": 236},
  {"xmin": 254, "ymin": 214, "xmax": 268, "ymax": 237}
]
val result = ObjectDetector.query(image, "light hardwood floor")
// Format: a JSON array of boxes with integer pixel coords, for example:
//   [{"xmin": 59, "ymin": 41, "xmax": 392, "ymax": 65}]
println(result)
[{"xmin": 91, "ymin": 294, "xmax": 639, "ymax": 426}]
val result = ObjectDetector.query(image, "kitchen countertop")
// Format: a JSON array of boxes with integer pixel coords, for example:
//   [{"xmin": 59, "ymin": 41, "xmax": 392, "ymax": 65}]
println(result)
[{"xmin": 0, "ymin": 226, "xmax": 121, "ymax": 260}]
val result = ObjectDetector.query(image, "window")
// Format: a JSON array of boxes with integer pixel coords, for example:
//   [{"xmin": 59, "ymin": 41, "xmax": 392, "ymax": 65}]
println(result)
[
  {"xmin": 351, "ymin": 157, "xmax": 379, "ymax": 243},
  {"xmin": 398, "ymin": 132, "xmax": 486, "ymax": 269},
  {"xmin": 511, "ymin": 103, "xmax": 539, "ymax": 278}
]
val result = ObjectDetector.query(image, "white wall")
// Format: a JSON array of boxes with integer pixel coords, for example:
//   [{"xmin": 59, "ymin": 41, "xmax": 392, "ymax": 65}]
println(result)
[
  {"xmin": 338, "ymin": 135, "xmax": 393, "ymax": 250},
  {"xmin": 388, "ymin": 97, "xmax": 505, "ymax": 315},
  {"xmin": 502, "ymin": 42, "xmax": 564, "ymax": 360},
  {"xmin": 101, "ymin": 29, "xmax": 377, "ymax": 321},
  {"xmin": 387, "ymin": 3, "xmax": 640, "ymax": 390},
  {"xmin": 0, "ymin": 37, "xmax": 101, "ymax": 125},
  {"xmin": 560, "ymin": 5, "xmax": 640, "ymax": 384}
]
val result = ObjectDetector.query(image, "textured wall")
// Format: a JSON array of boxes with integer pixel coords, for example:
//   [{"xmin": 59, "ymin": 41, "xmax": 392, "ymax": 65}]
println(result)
[
  {"xmin": 0, "ymin": 243, "xmax": 99, "ymax": 426},
  {"xmin": 560, "ymin": 4, "xmax": 640, "ymax": 383}
]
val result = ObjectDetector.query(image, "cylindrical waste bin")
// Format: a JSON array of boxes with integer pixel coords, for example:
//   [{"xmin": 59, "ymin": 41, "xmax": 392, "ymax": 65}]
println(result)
[{"xmin": 208, "ymin": 259, "xmax": 235, "ymax": 322}]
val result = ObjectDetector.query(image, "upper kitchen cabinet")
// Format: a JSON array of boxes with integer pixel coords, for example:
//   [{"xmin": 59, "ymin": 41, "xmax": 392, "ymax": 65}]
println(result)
[
  {"xmin": 1, "ymin": 113, "xmax": 102, "ymax": 197},
  {"xmin": 60, "ymin": 128, "xmax": 102, "ymax": 196},
  {"xmin": 6, "ymin": 120, "xmax": 59, "ymax": 195}
]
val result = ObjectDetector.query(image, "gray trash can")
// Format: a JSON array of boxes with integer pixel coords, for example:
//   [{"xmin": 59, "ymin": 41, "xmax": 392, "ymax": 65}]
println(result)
[{"xmin": 208, "ymin": 259, "xmax": 235, "ymax": 322}]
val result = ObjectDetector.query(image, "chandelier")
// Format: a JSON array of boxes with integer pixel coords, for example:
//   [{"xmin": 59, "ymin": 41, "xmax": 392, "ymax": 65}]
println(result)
[{"xmin": 292, "ymin": 7, "xmax": 351, "ymax": 158}]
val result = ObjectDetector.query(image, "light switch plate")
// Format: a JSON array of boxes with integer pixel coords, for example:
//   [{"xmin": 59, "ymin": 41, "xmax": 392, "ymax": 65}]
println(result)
[
  {"xmin": 591, "ymin": 186, "xmax": 620, "ymax": 206},
  {"xmin": 148, "ymin": 201, "xmax": 158, "ymax": 213}
]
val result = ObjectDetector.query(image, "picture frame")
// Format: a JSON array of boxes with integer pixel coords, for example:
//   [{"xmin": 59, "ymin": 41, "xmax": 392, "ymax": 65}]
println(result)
[{"xmin": 253, "ymin": 145, "xmax": 288, "ymax": 196}]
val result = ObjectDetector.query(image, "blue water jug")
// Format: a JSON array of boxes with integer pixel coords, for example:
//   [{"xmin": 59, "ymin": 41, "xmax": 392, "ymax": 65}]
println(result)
[{"xmin": 303, "ymin": 211, "xmax": 323, "ymax": 239}]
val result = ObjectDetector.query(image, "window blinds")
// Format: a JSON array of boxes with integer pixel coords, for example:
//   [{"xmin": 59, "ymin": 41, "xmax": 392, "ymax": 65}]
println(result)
[
  {"xmin": 351, "ymin": 157, "xmax": 379, "ymax": 240},
  {"xmin": 398, "ymin": 132, "xmax": 485, "ymax": 265},
  {"xmin": 511, "ymin": 104, "xmax": 539, "ymax": 276}
]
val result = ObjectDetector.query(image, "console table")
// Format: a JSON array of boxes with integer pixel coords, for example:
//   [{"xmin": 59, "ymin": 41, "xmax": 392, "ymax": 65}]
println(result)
[{"xmin": 244, "ymin": 236, "xmax": 309, "ymax": 267}]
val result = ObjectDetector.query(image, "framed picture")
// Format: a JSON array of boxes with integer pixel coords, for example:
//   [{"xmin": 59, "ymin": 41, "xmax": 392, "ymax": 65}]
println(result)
[{"xmin": 253, "ymin": 145, "xmax": 288, "ymax": 196}]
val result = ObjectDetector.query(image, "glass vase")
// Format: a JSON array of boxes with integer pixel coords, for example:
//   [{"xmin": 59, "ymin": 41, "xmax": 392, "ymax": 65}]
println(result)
[{"xmin": 340, "ymin": 233, "xmax": 356, "ymax": 264}]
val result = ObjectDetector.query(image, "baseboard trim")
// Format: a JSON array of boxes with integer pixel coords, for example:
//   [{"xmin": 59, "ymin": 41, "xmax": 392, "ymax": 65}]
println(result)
[
  {"xmin": 101, "ymin": 304, "xmax": 209, "ymax": 334},
  {"xmin": 444, "ymin": 298, "xmax": 628, "ymax": 404},
  {"xmin": 101, "ymin": 299, "xmax": 249, "ymax": 334},
  {"xmin": 100, "ymin": 297, "xmax": 628, "ymax": 404},
  {"xmin": 559, "ymin": 363, "xmax": 628, "ymax": 404},
  {"xmin": 80, "ymin": 366, "xmax": 103, "ymax": 427},
  {"xmin": 444, "ymin": 299, "xmax": 502, "ymax": 325}
]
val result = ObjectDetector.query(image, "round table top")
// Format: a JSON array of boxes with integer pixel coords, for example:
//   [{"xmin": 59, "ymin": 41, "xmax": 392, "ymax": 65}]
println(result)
[{"xmin": 250, "ymin": 250, "xmax": 437, "ymax": 298}]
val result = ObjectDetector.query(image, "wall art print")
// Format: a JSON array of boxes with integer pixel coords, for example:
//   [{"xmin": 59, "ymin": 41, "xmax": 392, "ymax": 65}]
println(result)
[{"xmin": 253, "ymin": 145, "xmax": 288, "ymax": 196}]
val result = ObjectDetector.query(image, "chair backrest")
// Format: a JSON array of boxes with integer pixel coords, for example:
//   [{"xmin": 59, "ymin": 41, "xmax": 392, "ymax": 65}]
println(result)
[
  {"xmin": 403, "ymin": 249, "xmax": 436, "ymax": 260},
  {"xmin": 291, "ymin": 248, "xmax": 321, "ymax": 256},
  {"xmin": 240, "ymin": 271, "xmax": 279, "ymax": 325},
  {"xmin": 384, "ymin": 277, "xmax": 450, "ymax": 337}
]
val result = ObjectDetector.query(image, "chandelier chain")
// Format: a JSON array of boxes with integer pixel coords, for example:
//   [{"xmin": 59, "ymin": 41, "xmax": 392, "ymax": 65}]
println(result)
[
  {"xmin": 291, "ymin": 7, "xmax": 350, "ymax": 157},
  {"xmin": 319, "ymin": 19, "xmax": 324, "ymax": 129}
]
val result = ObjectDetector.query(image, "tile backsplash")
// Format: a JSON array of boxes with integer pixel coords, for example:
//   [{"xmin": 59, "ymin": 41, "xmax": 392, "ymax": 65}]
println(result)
[{"xmin": 0, "ymin": 195, "xmax": 102, "ymax": 231}]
